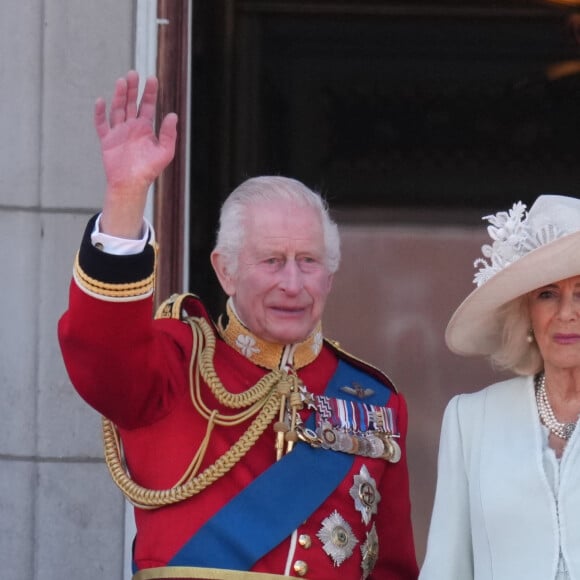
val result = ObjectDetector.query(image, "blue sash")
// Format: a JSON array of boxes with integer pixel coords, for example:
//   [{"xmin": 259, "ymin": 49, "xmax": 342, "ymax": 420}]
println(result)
[{"xmin": 160, "ymin": 359, "xmax": 391, "ymax": 570}]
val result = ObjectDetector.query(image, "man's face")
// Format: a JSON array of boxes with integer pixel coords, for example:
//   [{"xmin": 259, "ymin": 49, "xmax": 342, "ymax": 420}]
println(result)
[{"xmin": 213, "ymin": 200, "xmax": 334, "ymax": 344}]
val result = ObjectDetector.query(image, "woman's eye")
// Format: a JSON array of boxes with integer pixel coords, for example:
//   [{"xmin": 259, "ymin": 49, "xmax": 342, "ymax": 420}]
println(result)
[{"xmin": 537, "ymin": 290, "xmax": 555, "ymax": 299}]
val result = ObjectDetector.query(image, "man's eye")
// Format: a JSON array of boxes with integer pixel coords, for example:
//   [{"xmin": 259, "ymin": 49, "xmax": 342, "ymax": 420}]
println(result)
[
  {"xmin": 298, "ymin": 256, "xmax": 316, "ymax": 264},
  {"xmin": 298, "ymin": 257, "xmax": 322, "ymax": 272}
]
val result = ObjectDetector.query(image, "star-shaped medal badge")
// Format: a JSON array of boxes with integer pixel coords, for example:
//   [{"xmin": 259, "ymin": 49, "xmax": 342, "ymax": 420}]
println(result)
[
  {"xmin": 317, "ymin": 510, "xmax": 359, "ymax": 567},
  {"xmin": 361, "ymin": 523, "xmax": 379, "ymax": 580},
  {"xmin": 349, "ymin": 464, "xmax": 381, "ymax": 525},
  {"xmin": 298, "ymin": 383, "xmax": 317, "ymax": 410}
]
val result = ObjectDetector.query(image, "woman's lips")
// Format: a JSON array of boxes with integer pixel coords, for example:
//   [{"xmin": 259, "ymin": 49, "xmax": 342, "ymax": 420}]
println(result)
[{"xmin": 554, "ymin": 333, "xmax": 580, "ymax": 345}]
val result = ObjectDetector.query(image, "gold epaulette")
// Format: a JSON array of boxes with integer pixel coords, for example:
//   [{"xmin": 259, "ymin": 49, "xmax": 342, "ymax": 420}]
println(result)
[{"xmin": 155, "ymin": 292, "xmax": 200, "ymax": 321}]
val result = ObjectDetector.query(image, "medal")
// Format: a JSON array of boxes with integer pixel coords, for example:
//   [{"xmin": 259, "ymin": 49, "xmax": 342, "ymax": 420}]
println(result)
[
  {"xmin": 361, "ymin": 524, "xmax": 379, "ymax": 580},
  {"xmin": 380, "ymin": 435, "xmax": 401, "ymax": 463},
  {"xmin": 317, "ymin": 510, "xmax": 359, "ymax": 566},
  {"xmin": 387, "ymin": 437, "xmax": 402, "ymax": 463},
  {"xmin": 349, "ymin": 464, "xmax": 381, "ymax": 525}
]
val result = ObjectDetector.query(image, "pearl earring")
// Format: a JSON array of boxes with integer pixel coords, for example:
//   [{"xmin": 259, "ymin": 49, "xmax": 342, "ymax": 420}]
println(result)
[{"xmin": 526, "ymin": 329, "xmax": 534, "ymax": 344}]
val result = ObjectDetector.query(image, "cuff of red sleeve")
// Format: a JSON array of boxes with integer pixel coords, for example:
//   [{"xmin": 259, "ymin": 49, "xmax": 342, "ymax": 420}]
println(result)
[{"xmin": 73, "ymin": 214, "xmax": 157, "ymax": 301}]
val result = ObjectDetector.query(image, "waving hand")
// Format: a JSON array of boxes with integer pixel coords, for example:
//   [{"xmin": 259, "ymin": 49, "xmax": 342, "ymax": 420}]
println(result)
[{"xmin": 95, "ymin": 70, "xmax": 178, "ymax": 238}]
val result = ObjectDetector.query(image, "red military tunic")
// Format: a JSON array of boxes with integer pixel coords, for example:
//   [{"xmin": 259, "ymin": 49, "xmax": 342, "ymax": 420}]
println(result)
[{"xmin": 58, "ymin": 217, "xmax": 418, "ymax": 580}]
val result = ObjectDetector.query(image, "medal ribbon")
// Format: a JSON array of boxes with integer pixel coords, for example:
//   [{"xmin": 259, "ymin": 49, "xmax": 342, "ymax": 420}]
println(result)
[{"xmin": 313, "ymin": 396, "xmax": 398, "ymax": 435}]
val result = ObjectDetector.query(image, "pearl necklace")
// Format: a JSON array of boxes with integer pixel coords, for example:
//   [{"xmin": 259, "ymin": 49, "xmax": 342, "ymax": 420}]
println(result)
[{"xmin": 535, "ymin": 373, "xmax": 577, "ymax": 440}]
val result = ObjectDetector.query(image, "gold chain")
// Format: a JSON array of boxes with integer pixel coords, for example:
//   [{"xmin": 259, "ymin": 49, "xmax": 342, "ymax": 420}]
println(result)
[
  {"xmin": 196, "ymin": 317, "xmax": 286, "ymax": 408},
  {"xmin": 102, "ymin": 316, "xmax": 284, "ymax": 509}
]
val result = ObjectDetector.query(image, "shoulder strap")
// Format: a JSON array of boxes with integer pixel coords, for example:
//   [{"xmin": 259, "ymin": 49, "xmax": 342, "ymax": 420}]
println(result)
[
  {"xmin": 155, "ymin": 292, "xmax": 201, "ymax": 321},
  {"xmin": 324, "ymin": 338, "xmax": 398, "ymax": 393}
]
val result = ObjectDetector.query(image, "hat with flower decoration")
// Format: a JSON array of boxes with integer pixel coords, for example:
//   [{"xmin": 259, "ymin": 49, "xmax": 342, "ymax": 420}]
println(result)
[{"xmin": 446, "ymin": 194, "xmax": 580, "ymax": 356}]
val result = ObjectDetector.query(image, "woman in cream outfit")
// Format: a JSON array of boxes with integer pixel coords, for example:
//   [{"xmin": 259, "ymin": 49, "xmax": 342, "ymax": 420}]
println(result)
[{"xmin": 420, "ymin": 195, "xmax": 580, "ymax": 580}]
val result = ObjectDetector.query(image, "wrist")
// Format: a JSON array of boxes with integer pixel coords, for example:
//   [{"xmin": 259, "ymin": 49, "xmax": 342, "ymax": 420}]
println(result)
[{"xmin": 101, "ymin": 190, "xmax": 148, "ymax": 239}]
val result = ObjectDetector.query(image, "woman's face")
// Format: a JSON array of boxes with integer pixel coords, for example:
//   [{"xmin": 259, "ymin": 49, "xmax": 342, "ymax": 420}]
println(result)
[{"xmin": 528, "ymin": 275, "xmax": 580, "ymax": 372}]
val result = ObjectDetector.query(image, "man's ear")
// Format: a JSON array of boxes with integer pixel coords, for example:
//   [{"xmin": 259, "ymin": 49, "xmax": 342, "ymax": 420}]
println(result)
[{"xmin": 210, "ymin": 251, "xmax": 236, "ymax": 296}]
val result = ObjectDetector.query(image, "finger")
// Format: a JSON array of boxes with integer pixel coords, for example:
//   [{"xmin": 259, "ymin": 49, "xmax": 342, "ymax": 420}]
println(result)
[
  {"xmin": 94, "ymin": 97, "xmax": 109, "ymax": 140},
  {"xmin": 137, "ymin": 76, "xmax": 159, "ymax": 122},
  {"xmin": 109, "ymin": 77, "xmax": 128, "ymax": 127},
  {"xmin": 125, "ymin": 70, "xmax": 140, "ymax": 119},
  {"xmin": 158, "ymin": 112, "xmax": 179, "ymax": 157}
]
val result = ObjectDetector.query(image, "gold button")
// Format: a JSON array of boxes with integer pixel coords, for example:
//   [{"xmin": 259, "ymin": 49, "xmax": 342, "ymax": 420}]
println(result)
[
  {"xmin": 298, "ymin": 534, "xmax": 312, "ymax": 549},
  {"xmin": 94, "ymin": 242, "xmax": 104, "ymax": 251},
  {"xmin": 293, "ymin": 560, "xmax": 308, "ymax": 576}
]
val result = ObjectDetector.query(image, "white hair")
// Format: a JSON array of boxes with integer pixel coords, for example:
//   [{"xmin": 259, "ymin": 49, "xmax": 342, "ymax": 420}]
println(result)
[{"xmin": 213, "ymin": 176, "xmax": 341, "ymax": 276}]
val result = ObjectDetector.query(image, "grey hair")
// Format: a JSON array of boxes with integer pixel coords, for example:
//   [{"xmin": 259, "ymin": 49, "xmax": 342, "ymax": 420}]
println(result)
[
  {"xmin": 490, "ymin": 295, "xmax": 543, "ymax": 376},
  {"xmin": 213, "ymin": 176, "xmax": 341, "ymax": 276}
]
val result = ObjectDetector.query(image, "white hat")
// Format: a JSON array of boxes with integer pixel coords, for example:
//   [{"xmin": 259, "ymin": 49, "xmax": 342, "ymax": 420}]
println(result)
[{"xmin": 446, "ymin": 194, "xmax": 580, "ymax": 356}]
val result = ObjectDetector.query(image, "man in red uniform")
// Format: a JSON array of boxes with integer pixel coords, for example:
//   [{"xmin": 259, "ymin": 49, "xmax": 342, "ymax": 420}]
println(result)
[{"xmin": 58, "ymin": 71, "xmax": 418, "ymax": 580}]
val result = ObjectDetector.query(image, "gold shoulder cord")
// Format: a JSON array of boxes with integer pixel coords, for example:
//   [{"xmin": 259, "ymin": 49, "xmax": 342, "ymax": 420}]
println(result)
[{"xmin": 102, "ymin": 311, "xmax": 290, "ymax": 510}]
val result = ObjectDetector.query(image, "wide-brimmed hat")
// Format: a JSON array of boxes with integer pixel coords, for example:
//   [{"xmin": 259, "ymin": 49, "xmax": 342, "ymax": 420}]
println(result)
[{"xmin": 446, "ymin": 194, "xmax": 580, "ymax": 356}]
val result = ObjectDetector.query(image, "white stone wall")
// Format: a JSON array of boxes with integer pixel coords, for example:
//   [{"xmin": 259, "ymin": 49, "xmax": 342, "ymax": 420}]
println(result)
[{"xmin": 1, "ymin": 1, "xmax": 135, "ymax": 578}]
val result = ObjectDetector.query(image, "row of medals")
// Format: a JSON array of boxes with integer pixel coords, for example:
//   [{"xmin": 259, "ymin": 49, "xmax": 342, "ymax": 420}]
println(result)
[
  {"xmin": 289, "ymin": 391, "xmax": 402, "ymax": 463},
  {"xmin": 314, "ymin": 421, "xmax": 401, "ymax": 463}
]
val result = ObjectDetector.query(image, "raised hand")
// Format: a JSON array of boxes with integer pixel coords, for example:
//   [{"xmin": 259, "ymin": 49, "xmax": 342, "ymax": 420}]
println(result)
[{"xmin": 95, "ymin": 70, "xmax": 178, "ymax": 238}]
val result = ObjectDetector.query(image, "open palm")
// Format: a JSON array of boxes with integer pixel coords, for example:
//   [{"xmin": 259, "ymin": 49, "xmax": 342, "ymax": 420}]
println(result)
[{"xmin": 95, "ymin": 71, "xmax": 177, "ymax": 196}]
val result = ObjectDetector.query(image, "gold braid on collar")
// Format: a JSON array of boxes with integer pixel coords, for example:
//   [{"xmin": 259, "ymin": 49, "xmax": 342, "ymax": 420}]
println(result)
[{"xmin": 218, "ymin": 299, "xmax": 323, "ymax": 370}]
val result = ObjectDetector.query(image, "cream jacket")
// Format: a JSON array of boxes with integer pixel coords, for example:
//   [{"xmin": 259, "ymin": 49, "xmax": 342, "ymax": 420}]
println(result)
[{"xmin": 420, "ymin": 376, "xmax": 580, "ymax": 580}]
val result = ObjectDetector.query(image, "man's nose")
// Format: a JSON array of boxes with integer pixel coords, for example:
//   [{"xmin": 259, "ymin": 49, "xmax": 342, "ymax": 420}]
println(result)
[{"xmin": 278, "ymin": 261, "xmax": 303, "ymax": 294}]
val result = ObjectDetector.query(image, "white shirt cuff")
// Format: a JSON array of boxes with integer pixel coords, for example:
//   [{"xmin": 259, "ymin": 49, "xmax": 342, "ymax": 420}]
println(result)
[{"xmin": 91, "ymin": 214, "xmax": 154, "ymax": 256}]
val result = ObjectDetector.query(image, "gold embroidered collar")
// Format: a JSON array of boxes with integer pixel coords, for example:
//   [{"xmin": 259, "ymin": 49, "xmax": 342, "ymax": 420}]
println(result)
[{"xmin": 218, "ymin": 299, "xmax": 323, "ymax": 370}]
